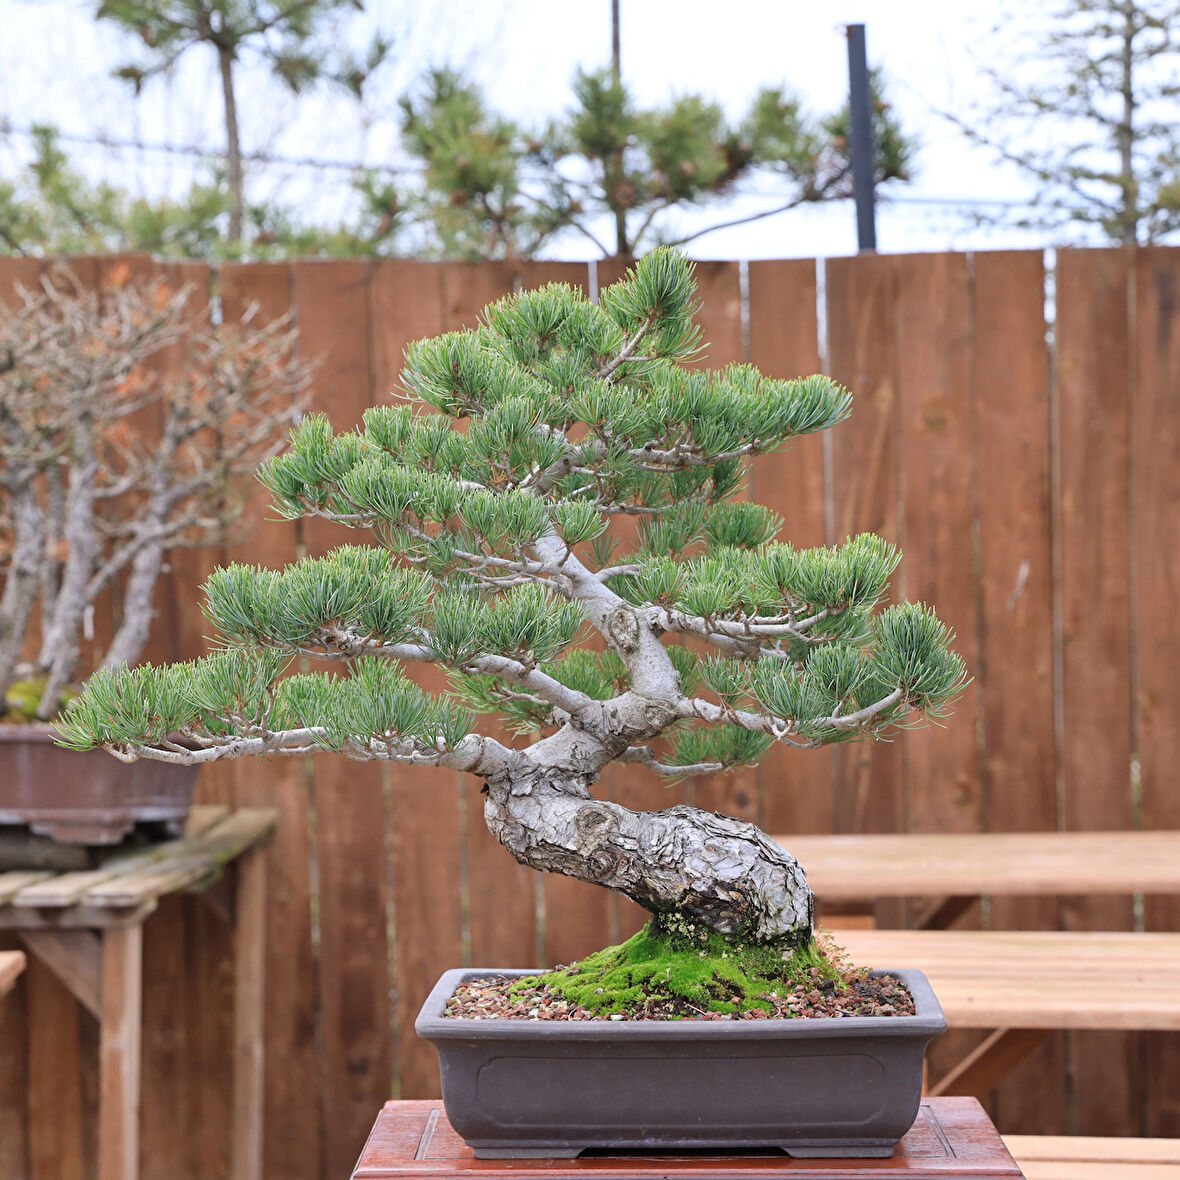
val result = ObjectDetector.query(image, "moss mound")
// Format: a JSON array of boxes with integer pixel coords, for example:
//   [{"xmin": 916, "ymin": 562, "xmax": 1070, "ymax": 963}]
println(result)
[
  {"xmin": 2, "ymin": 678, "xmax": 74, "ymax": 724},
  {"xmin": 514, "ymin": 916, "xmax": 854, "ymax": 1017}
]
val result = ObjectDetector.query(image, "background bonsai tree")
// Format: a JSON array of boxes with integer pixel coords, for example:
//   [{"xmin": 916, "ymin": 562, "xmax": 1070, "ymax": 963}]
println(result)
[
  {"xmin": 58, "ymin": 250, "xmax": 964, "ymax": 949},
  {"xmin": 0, "ymin": 272, "xmax": 311, "ymax": 721}
]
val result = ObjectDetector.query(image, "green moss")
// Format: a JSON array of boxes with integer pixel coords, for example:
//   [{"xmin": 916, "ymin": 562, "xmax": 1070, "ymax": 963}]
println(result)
[
  {"xmin": 513, "ymin": 916, "xmax": 850, "ymax": 1017},
  {"xmin": 2, "ymin": 678, "xmax": 75, "ymax": 723}
]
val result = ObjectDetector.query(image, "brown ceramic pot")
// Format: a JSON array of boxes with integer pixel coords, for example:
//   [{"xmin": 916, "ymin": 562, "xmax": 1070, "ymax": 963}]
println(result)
[{"xmin": 0, "ymin": 725, "xmax": 198, "ymax": 845}]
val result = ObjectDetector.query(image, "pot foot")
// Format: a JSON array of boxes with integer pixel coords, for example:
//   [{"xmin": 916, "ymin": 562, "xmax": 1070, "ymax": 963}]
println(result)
[
  {"xmin": 472, "ymin": 1146, "xmax": 583, "ymax": 1159},
  {"xmin": 783, "ymin": 1144, "xmax": 894, "ymax": 1158}
]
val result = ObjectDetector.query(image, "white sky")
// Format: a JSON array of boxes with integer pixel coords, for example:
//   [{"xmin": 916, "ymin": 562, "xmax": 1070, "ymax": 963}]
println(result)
[{"xmin": 0, "ymin": 0, "xmax": 1072, "ymax": 259}]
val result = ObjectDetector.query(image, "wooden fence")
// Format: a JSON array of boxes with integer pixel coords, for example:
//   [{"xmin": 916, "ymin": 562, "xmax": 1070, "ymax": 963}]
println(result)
[{"xmin": 0, "ymin": 248, "xmax": 1177, "ymax": 1179}]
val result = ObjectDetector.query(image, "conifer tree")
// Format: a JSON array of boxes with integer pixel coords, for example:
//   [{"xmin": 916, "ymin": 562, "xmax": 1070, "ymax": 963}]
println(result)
[
  {"xmin": 951, "ymin": 0, "xmax": 1180, "ymax": 244},
  {"xmin": 59, "ymin": 251, "xmax": 964, "ymax": 946},
  {"xmin": 95, "ymin": 1, "xmax": 390, "ymax": 247}
]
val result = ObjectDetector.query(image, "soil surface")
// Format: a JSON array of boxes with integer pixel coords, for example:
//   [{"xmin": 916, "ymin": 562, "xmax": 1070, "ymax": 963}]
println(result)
[{"xmin": 445, "ymin": 967, "xmax": 915, "ymax": 1021}]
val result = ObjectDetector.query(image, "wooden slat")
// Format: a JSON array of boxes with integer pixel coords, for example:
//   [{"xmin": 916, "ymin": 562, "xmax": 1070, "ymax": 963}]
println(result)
[
  {"xmin": 779, "ymin": 831, "xmax": 1180, "ymax": 897},
  {"xmin": 19, "ymin": 931, "xmax": 100, "ymax": 1017},
  {"xmin": 0, "ymin": 949, "xmax": 25, "ymax": 995},
  {"xmin": 0, "ymin": 935, "xmax": 30, "ymax": 1179},
  {"xmin": 837, "ymin": 929, "xmax": 1180, "ymax": 1029},
  {"xmin": 894, "ymin": 252, "xmax": 981, "ymax": 842},
  {"xmin": 1006, "ymin": 1136, "xmax": 1180, "ymax": 1180},
  {"xmin": 1056, "ymin": 248, "xmax": 1139, "ymax": 1135},
  {"xmin": 98, "ymin": 924, "xmax": 143, "ymax": 1180},
  {"xmin": 219, "ymin": 260, "xmax": 321, "ymax": 1180},
  {"xmin": 232, "ymin": 848, "xmax": 267, "ymax": 1180},
  {"xmin": 1133, "ymin": 247, "xmax": 1180, "ymax": 1137},
  {"xmin": 293, "ymin": 258, "xmax": 396, "ymax": 1178},
  {"xmin": 970, "ymin": 247, "xmax": 1064, "ymax": 1138},
  {"xmin": 825, "ymin": 254, "xmax": 906, "ymax": 894},
  {"xmin": 747, "ymin": 258, "xmax": 833, "ymax": 843},
  {"xmin": 0, "ymin": 871, "xmax": 54, "ymax": 904},
  {"xmin": 444, "ymin": 262, "xmax": 539, "ymax": 977},
  {"xmin": 27, "ymin": 955, "xmax": 85, "ymax": 1180}
]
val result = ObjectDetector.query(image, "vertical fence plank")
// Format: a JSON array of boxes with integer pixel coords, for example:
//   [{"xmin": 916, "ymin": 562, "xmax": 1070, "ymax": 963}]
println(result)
[
  {"xmin": 368, "ymin": 260, "xmax": 466, "ymax": 1100},
  {"xmin": 218, "ymin": 262, "xmax": 322, "ymax": 1180},
  {"xmin": 971, "ymin": 250, "xmax": 1066, "ymax": 1134},
  {"xmin": 747, "ymin": 259, "xmax": 833, "ymax": 844},
  {"xmin": 291, "ymin": 259, "xmax": 397, "ymax": 1175},
  {"xmin": 1056, "ymin": 247, "xmax": 1138, "ymax": 1136},
  {"xmin": 26, "ymin": 956, "xmax": 84, "ymax": 1180},
  {"xmin": 893, "ymin": 252, "xmax": 985, "ymax": 1093},
  {"xmin": 895, "ymin": 253, "xmax": 982, "ymax": 839},
  {"xmin": 1133, "ymin": 247, "xmax": 1180, "ymax": 1135},
  {"xmin": 825, "ymin": 255, "xmax": 906, "ymax": 874}
]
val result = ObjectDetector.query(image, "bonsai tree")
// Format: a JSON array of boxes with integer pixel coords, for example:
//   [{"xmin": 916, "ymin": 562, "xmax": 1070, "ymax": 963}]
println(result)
[
  {"xmin": 57, "ymin": 250, "xmax": 964, "ymax": 949},
  {"xmin": 0, "ymin": 273, "xmax": 311, "ymax": 721}
]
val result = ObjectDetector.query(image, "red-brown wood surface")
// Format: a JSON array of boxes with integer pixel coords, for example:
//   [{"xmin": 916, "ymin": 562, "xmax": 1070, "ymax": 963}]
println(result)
[
  {"xmin": 747, "ymin": 259, "xmax": 833, "ymax": 843},
  {"xmin": 978, "ymin": 287, "xmax": 1061, "ymax": 1120},
  {"xmin": 5, "ymin": 249, "xmax": 1180, "ymax": 1173},
  {"xmin": 823, "ymin": 253, "xmax": 906, "ymax": 939},
  {"xmin": 1133, "ymin": 247, "xmax": 1180, "ymax": 1136},
  {"xmin": 970, "ymin": 252, "xmax": 1065, "ymax": 1133},
  {"xmin": 349, "ymin": 1098, "xmax": 1022, "ymax": 1179},
  {"xmin": 1055, "ymin": 248, "xmax": 1139, "ymax": 1136}
]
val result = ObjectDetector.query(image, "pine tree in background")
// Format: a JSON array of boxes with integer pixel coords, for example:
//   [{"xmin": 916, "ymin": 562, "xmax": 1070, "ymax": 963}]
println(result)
[
  {"xmin": 59, "ymin": 250, "xmax": 965, "ymax": 947},
  {"xmin": 95, "ymin": 0, "xmax": 391, "ymax": 248},
  {"xmin": 950, "ymin": 0, "xmax": 1180, "ymax": 244},
  {"xmin": 396, "ymin": 66, "xmax": 912, "ymax": 259}
]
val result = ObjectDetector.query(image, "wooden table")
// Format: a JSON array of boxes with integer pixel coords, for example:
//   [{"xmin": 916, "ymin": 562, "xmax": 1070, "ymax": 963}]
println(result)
[
  {"xmin": 0, "ymin": 949, "xmax": 25, "ymax": 996},
  {"xmin": 1003, "ymin": 1134, "xmax": 1180, "ymax": 1179},
  {"xmin": 780, "ymin": 831, "xmax": 1180, "ymax": 928},
  {"xmin": 0, "ymin": 805, "xmax": 276, "ymax": 1180},
  {"xmin": 835, "ymin": 929, "xmax": 1180, "ymax": 1100},
  {"xmin": 351, "ymin": 1097, "xmax": 1025, "ymax": 1178}
]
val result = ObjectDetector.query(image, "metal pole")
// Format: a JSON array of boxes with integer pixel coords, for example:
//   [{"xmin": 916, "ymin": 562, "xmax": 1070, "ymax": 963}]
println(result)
[
  {"xmin": 846, "ymin": 23, "xmax": 877, "ymax": 252},
  {"xmin": 611, "ymin": 0, "xmax": 621, "ymax": 84}
]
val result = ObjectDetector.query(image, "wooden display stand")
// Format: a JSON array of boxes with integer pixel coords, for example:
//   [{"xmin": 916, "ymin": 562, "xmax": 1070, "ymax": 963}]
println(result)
[
  {"xmin": 350, "ymin": 1098, "xmax": 1025, "ymax": 1179},
  {"xmin": 0, "ymin": 806, "xmax": 276, "ymax": 1180}
]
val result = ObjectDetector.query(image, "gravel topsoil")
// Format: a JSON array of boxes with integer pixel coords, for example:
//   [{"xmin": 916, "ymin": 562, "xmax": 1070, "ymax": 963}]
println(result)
[{"xmin": 444, "ymin": 967, "xmax": 915, "ymax": 1022}]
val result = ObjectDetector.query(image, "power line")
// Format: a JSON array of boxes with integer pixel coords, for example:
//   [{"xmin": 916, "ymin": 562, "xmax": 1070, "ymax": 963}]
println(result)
[
  {"xmin": 0, "ymin": 121, "xmax": 425, "ymax": 176},
  {"xmin": 1, "ymin": 122, "xmax": 1033, "ymax": 212}
]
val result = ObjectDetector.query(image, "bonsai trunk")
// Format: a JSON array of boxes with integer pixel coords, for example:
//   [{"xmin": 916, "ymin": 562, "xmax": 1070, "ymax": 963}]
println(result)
[{"xmin": 481, "ymin": 769, "xmax": 813, "ymax": 946}]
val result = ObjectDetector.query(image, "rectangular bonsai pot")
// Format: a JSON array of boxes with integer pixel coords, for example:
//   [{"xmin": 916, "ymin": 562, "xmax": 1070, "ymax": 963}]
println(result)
[{"xmin": 416, "ymin": 966, "xmax": 946, "ymax": 1159}]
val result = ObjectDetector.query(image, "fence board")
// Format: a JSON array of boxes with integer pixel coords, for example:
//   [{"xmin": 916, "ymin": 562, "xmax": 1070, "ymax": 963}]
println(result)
[
  {"xmin": 291, "ymin": 259, "xmax": 397, "ymax": 1176},
  {"xmin": 1133, "ymin": 247, "xmax": 1180, "ymax": 1135},
  {"xmin": 970, "ymin": 250, "xmax": 1065, "ymax": 1135},
  {"xmin": 824, "ymin": 254, "xmax": 906, "ymax": 889},
  {"xmin": 3, "ymin": 248, "xmax": 1180, "ymax": 1168},
  {"xmin": 218, "ymin": 261, "xmax": 322, "ymax": 1180},
  {"xmin": 1055, "ymin": 248, "xmax": 1139, "ymax": 1136},
  {"xmin": 747, "ymin": 259, "xmax": 833, "ymax": 843}
]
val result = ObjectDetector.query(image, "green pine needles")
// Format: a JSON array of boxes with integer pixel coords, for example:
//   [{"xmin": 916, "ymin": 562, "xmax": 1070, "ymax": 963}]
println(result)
[{"xmin": 58, "ymin": 248, "xmax": 967, "ymax": 784}]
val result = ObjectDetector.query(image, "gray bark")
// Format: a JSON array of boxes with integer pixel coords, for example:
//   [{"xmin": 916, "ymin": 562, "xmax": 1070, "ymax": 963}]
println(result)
[
  {"xmin": 482, "ymin": 768, "xmax": 812, "ymax": 944},
  {"xmin": 101, "ymin": 537, "xmax": 165, "ymax": 671},
  {"xmin": 37, "ymin": 444, "xmax": 100, "ymax": 719},
  {"xmin": 0, "ymin": 473, "xmax": 43, "ymax": 702}
]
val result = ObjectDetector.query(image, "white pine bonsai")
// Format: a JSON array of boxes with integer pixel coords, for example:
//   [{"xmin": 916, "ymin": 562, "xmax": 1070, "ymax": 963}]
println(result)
[{"xmin": 59, "ymin": 250, "xmax": 965, "ymax": 948}]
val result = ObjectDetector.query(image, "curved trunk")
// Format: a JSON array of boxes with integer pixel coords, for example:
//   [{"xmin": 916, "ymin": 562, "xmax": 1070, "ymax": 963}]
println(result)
[{"xmin": 482, "ymin": 770, "xmax": 813, "ymax": 946}]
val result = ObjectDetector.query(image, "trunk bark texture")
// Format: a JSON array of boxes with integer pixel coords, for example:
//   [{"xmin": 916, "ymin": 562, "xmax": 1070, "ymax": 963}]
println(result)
[
  {"xmin": 0, "ymin": 473, "xmax": 43, "ymax": 701},
  {"xmin": 482, "ymin": 767, "xmax": 813, "ymax": 945},
  {"xmin": 217, "ymin": 44, "xmax": 244, "ymax": 246}
]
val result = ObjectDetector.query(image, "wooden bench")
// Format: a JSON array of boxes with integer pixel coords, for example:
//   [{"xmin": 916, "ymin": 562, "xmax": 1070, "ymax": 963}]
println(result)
[
  {"xmin": 835, "ymin": 929, "xmax": 1180, "ymax": 1099},
  {"xmin": 780, "ymin": 830, "xmax": 1180, "ymax": 929},
  {"xmin": 0, "ymin": 805, "xmax": 276, "ymax": 1180},
  {"xmin": 0, "ymin": 949, "xmax": 24, "ymax": 996},
  {"xmin": 1004, "ymin": 1134, "xmax": 1180, "ymax": 1179}
]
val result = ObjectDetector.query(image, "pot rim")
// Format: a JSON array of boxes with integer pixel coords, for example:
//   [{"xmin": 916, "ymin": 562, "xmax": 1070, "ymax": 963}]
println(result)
[
  {"xmin": 416, "ymin": 966, "xmax": 947, "ymax": 1041},
  {"xmin": 0, "ymin": 723, "xmax": 65, "ymax": 743}
]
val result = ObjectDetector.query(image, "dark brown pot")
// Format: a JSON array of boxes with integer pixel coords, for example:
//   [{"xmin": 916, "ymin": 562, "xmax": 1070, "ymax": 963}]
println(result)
[
  {"xmin": 0, "ymin": 725, "xmax": 199, "ymax": 845},
  {"xmin": 417, "ymin": 967, "xmax": 945, "ymax": 1159}
]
